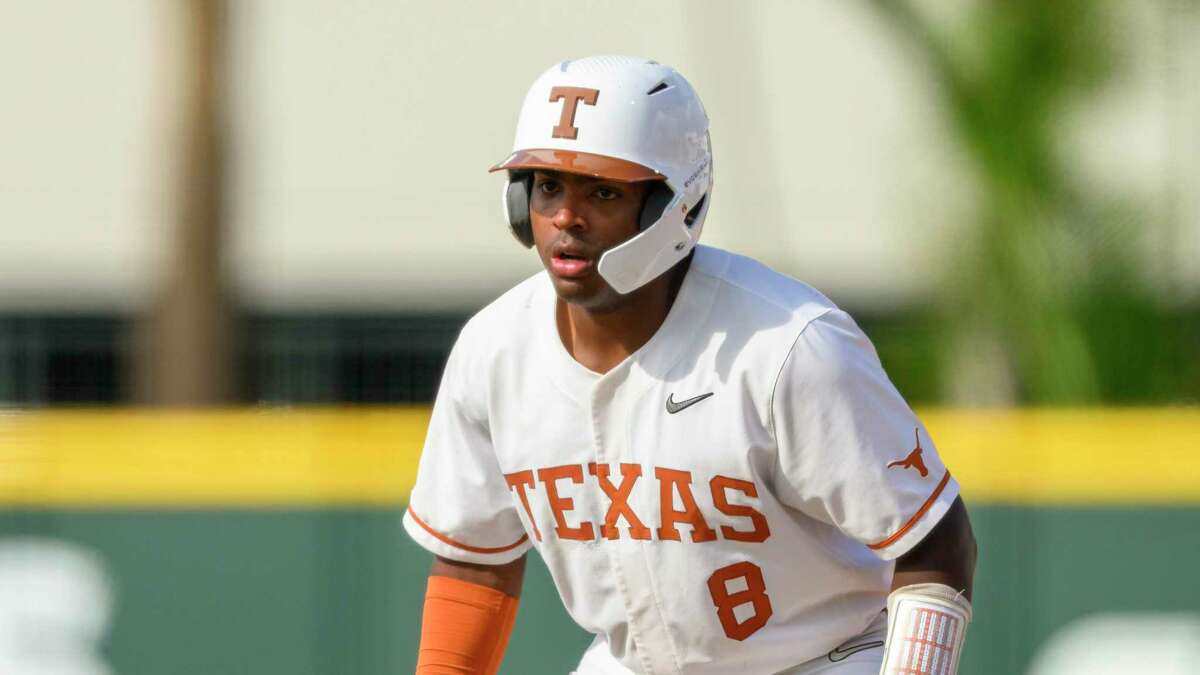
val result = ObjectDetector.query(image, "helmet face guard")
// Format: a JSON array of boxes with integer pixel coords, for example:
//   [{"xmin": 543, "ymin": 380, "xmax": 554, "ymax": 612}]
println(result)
[{"xmin": 490, "ymin": 56, "xmax": 713, "ymax": 295}]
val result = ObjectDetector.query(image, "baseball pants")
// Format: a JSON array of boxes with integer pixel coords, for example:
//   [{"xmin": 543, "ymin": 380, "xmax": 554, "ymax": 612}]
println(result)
[
  {"xmin": 782, "ymin": 611, "xmax": 885, "ymax": 674},
  {"xmin": 570, "ymin": 612, "xmax": 885, "ymax": 674}
]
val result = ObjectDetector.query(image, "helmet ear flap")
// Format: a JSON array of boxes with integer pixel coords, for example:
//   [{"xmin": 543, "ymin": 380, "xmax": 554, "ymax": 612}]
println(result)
[
  {"xmin": 505, "ymin": 172, "xmax": 534, "ymax": 248},
  {"xmin": 638, "ymin": 183, "xmax": 674, "ymax": 232}
]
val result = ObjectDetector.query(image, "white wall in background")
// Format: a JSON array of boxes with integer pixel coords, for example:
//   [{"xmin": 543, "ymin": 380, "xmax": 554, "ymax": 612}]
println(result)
[
  {"xmin": 0, "ymin": 1, "xmax": 1193, "ymax": 312},
  {"xmin": 225, "ymin": 0, "xmax": 965, "ymax": 311},
  {"xmin": 0, "ymin": 1, "xmax": 178, "ymax": 311}
]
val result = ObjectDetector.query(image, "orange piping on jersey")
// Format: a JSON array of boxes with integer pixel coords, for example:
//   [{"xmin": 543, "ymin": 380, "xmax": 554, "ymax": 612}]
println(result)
[
  {"xmin": 407, "ymin": 505, "xmax": 529, "ymax": 554},
  {"xmin": 867, "ymin": 470, "xmax": 952, "ymax": 551}
]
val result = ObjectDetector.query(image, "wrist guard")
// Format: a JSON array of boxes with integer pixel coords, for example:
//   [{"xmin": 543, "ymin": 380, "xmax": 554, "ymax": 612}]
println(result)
[{"xmin": 879, "ymin": 583, "xmax": 971, "ymax": 675}]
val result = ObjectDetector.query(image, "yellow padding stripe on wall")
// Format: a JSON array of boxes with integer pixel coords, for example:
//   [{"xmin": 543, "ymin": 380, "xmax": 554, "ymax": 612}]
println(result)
[
  {"xmin": 0, "ymin": 407, "xmax": 1196, "ymax": 507},
  {"xmin": 0, "ymin": 408, "xmax": 429, "ymax": 507},
  {"xmin": 922, "ymin": 408, "xmax": 1199, "ymax": 505}
]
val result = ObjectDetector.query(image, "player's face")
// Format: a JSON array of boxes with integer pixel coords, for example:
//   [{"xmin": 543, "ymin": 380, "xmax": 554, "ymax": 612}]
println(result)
[{"xmin": 529, "ymin": 170, "xmax": 652, "ymax": 310}]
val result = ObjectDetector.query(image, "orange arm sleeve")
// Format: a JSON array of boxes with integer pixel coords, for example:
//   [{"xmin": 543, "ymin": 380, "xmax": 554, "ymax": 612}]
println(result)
[{"xmin": 415, "ymin": 574, "xmax": 520, "ymax": 675}]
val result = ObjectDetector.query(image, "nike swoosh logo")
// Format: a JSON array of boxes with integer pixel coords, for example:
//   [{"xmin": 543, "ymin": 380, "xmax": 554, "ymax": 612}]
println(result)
[
  {"xmin": 827, "ymin": 640, "xmax": 884, "ymax": 662},
  {"xmin": 665, "ymin": 392, "xmax": 713, "ymax": 414}
]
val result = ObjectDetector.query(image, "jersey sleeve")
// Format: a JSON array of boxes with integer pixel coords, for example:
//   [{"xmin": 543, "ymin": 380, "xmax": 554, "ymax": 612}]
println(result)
[
  {"xmin": 770, "ymin": 309, "xmax": 960, "ymax": 560},
  {"xmin": 403, "ymin": 330, "xmax": 532, "ymax": 565}
]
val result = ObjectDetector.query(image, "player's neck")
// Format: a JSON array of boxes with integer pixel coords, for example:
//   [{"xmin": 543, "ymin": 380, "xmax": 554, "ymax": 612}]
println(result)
[{"xmin": 557, "ymin": 259, "xmax": 690, "ymax": 375}]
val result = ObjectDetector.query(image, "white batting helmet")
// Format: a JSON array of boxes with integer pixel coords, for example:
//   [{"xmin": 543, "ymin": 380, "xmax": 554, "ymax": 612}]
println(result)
[{"xmin": 490, "ymin": 55, "xmax": 713, "ymax": 295}]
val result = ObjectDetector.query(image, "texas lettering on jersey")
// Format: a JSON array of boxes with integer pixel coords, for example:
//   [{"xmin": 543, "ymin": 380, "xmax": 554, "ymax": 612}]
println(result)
[{"xmin": 503, "ymin": 463, "xmax": 771, "ymax": 544}]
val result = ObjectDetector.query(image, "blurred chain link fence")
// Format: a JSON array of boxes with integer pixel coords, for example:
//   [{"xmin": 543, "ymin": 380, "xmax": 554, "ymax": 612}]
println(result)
[
  {"xmin": 5, "ymin": 310, "xmax": 1196, "ymax": 407},
  {"xmin": 0, "ymin": 314, "xmax": 465, "ymax": 406},
  {"xmin": 0, "ymin": 317, "xmax": 126, "ymax": 405}
]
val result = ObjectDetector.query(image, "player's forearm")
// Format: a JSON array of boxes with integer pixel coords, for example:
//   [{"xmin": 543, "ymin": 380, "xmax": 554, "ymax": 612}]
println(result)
[
  {"xmin": 416, "ymin": 556, "xmax": 527, "ymax": 675},
  {"xmin": 891, "ymin": 496, "xmax": 976, "ymax": 600},
  {"xmin": 878, "ymin": 498, "xmax": 976, "ymax": 674},
  {"xmin": 431, "ymin": 554, "xmax": 527, "ymax": 598}
]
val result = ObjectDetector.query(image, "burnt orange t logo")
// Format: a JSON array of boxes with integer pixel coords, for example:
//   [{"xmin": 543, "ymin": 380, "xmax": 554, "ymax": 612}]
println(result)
[
  {"xmin": 549, "ymin": 86, "xmax": 599, "ymax": 139},
  {"xmin": 888, "ymin": 428, "xmax": 929, "ymax": 477}
]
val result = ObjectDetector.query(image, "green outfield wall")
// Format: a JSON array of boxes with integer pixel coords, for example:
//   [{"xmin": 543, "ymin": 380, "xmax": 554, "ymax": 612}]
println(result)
[{"xmin": 1, "ymin": 409, "xmax": 1198, "ymax": 674}]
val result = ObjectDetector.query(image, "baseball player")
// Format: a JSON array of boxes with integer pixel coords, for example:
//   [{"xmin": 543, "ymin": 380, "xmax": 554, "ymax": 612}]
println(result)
[{"xmin": 405, "ymin": 55, "xmax": 977, "ymax": 675}]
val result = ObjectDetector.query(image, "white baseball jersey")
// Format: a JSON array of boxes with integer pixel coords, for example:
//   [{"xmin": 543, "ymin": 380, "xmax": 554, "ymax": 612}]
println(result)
[{"xmin": 404, "ymin": 245, "xmax": 960, "ymax": 675}]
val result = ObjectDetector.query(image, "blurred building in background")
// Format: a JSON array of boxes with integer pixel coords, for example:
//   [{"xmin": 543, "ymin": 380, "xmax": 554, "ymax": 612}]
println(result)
[{"xmin": 1, "ymin": 2, "xmax": 1198, "ymax": 674}]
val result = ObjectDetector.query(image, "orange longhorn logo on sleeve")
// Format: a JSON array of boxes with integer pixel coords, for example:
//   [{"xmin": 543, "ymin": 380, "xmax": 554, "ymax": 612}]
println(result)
[{"xmin": 887, "ymin": 428, "xmax": 929, "ymax": 477}]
